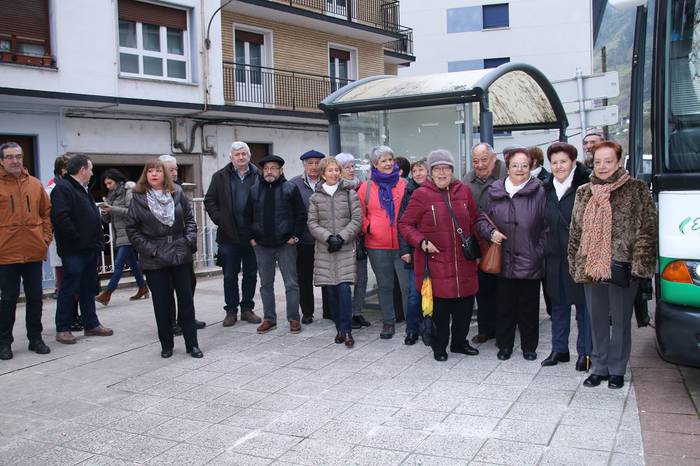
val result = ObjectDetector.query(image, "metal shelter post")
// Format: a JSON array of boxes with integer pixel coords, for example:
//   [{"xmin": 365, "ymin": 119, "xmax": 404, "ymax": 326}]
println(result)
[
  {"xmin": 479, "ymin": 93, "xmax": 494, "ymax": 146},
  {"xmin": 328, "ymin": 113, "xmax": 341, "ymax": 155}
]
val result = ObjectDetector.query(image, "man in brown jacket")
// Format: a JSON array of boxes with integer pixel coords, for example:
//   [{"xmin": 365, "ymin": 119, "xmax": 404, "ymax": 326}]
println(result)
[{"xmin": 0, "ymin": 142, "xmax": 52, "ymax": 359}]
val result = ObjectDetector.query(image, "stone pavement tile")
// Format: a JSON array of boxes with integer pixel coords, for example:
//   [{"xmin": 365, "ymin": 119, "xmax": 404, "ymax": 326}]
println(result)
[
  {"xmin": 639, "ymin": 411, "xmax": 700, "ymax": 435},
  {"xmin": 401, "ymin": 453, "xmax": 469, "ymax": 465},
  {"xmin": 0, "ymin": 411, "xmax": 57, "ymax": 438},
  {"xmin": 358, "ymin": 425, "xmax": 428, "ymax": 452},
  {"xmin": 310, "ymin": 419, "xmax": 378, "ymax": 444},
  {"xmin": 240, "ymin": 372, "xmax": 301, "ymax": 393},
  {"xmin": 288, "ymin": 356, "xmax": 334, "ymax": 370},
  {"xmin": 145, "ymin": 442, "xmax": 222, "ymax": 466},
  {"xmin": 142, "ymin": 380, "xmax": 199, "ymax": 397},
  {"xmin": 635, "ymin": 382, "xmax": 698, "ymax": 415},
  {"xmin": 207, "ymin": 372, "xmax": 263, "ymax": 389},
  {"xmin": 609, "ymin": 452, "xmax": 645, "ymax": 466},
  {"xmin": 258, "ymin": 352, "xmax": 302, "ymax": 367},
  {"xmin": 72, "ymin": 454, "xmax": 134, "ymax": 465},
  {"xmin": 559, "ymin": 406, "xmax": 623, "ymax": 429},
  {"xmin": 493, "ymin": 357, "xmax": 543, "ymax": 374},
  {"xmin": 454, "ymin": 397, "xmax": 512, "ymax": 418},
  {"xmin": 365, "ymin": 389, "xmax": 416, "ymax": 408},
  {"xmin": 414, "ymin": 433, "xmax": 485, "ymax": 460},
  {"xmin": 186, "ymin": 423, "xmax": 252, "ymax": 450},
  {"xmin": 24, "ymin": 420, "xmax": 87, "ymax": 445},
  {"xmin": 219, "ymin": 407, "xmax": 281, "ymax": 429},
  {"xmin": 383, "ymin": 408, "xmax": 447, "ymax": 431},
  {"xmin": 516, "ymin": 388, "xmax": 574, "ymax": 406},
  {"xmin": 482, "ymin": 370, "xmax": 536, "ymax": 386},
  {"xmin": 146, "ymin": 398, "xmax": 203, "ymax": 417},
  {"xmin": 292, "ymin": 399, "xmax": 352, "ymax": 418},
  {"xmin": 106, "ymin": 393, "xmax": 167, "ymax": 412},
  {"xmin": 335, "ymin": 403, "xmax": 399, "ymax": 424},
  {"xmin": 174, "ymin": 385, "xmax": 232, "ymax": 403},
  {"xmin": 278, "ymin": 380, "xmax": 331, "ymax": 397},
  {"xmin": 438, "ymin": 367, "xmax": 493, "ymax": 384},
  {"xmin": 263, "ymin": 412, "xmax": 330, "ymax": 437},
  {"xmin": 529, "ymin": 373, "xmax": 584, "ymax": 391},
  {"xmin": 231, "ymin": 431, "xmax": 303, "ymax": 459},
  {"xmin": 145, "ymin": 418, "xmax": 211, "ymax": 441},
  {"xmin": 102, "ymin": 433, "xmax": 176, "ymax": 462},
  {"xmin": 207, "ymin": 452, "xmax": 273, "ymax": 466},
  {"xmin": 491, "ymin": 418, "xmax": 557, "ymax": 445},
  {"xmin": 278, "ymin": 438, "xmax": 354, "ymax": 465},
  {"xmin": 199, "ymin": 358, "xmax": 249, "ymax": 373},
  {"xmin": 19, "ymin": 445, "xmax": 93, "ymax": 466},
  {"xmin": 504, "ymin": 401, "xmax": 567, "ymax": 423},
  {"xmin": 106, "ymin": 412, "xmax": 171, "ymax": 434},
  {"xmin": 177, "ymin": 401, "xmax": 242, "ymax": 424},
  {"xmin": 108, "ymin": 375, "xmax": 163, "ymax": 393},
  {"xmin": 340, "ymin": 445, "xmax": 408, "ymax": 465},
  {"xmin": 472, "ymin": 438, "xmax": 545, "ymax": 466},
  {"xmin": 435, "ymin": 414, "xmax": 500, "ymax": 437},
  {"xmin": 0, "ymin": 438, "xmax": 45, "ymax": 463},
  {"xmin": 405, "ymin": 391, "xmax": 462, "ymax": 413},
  {"xmin": 645, "ymin": 453, "xmax": 700, "ymax": 466},
  {"xmin": 319, "ymin": 384, "xmax": 371, "ymax": 402},
  {"xmin": 74, "ymin": 407, "xmax": 133, "ymax": 427},
  {"xmin": 73, "ymin": 428, "xmax": 133, "ymax": 455},
  {"xmin": 327, "ymin": 357, "xmax": 373, "ymax": 373},
  {"xmin": 569, "ymin": 390, "xmax": 626, "ymax": 411},
  {"xmin": 629, "ymin": 366, "xmax": 682, "ymax": 383},
  {"xmin": 469, "ymin": 383, "xmax": 525, "ymax": 402},
  {"xmin": 173, "ymin": 370, "xmax": 223, "ymax": 385},
  {"xmin": 614, "ymin": 428, "xmax": 643, "ymax": 455},
  {"xmin": 642, "ymin": 430, "xmax": 700, "ymax": 459},
  {"xmin": 539, "ymin": 446, "xmax": 610, "ymax": 466},
  {"xmin": 250, "ymin": 393, "xmax": 309, "ymax": 412},
  {"xmin": 214, "ymin": 389, "xmax": 268, "ymax": 408},
  {"xmin": 550, "ymin": 424, "xmax": 617, "ymax": 452}
]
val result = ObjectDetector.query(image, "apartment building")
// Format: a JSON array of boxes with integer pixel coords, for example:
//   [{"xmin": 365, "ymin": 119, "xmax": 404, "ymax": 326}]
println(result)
[
  {"xmin": 0, "ymin": 0, "xmax": 415, "ymax": 191},
  {"xmin": 398, "ymin": 0, "xmax": 594, "ymax": 154}
]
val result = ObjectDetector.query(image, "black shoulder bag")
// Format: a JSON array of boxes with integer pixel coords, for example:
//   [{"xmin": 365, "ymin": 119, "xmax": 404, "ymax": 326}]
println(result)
[
  {"xmin": 438, "ymin": 190, "xmax": 480, "ymax": 261},
  {"xmin": 355, "ymin": 181, "xmax": 370, "ymax": 261}
]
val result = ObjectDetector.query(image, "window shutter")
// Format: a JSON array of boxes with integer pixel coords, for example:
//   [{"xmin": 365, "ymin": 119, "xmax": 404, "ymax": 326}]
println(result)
[
  {"xmin": 0, "ymin": 0, "xmax": 50, "ymax": 47},
  {"xmin": 330, "ymin": 48, "xmax": 350, "ymax": 61},
  {"xmin": 482, "ymin": 3, "xmax": 509, "ymax": 29},
  {"xmin": 235, "ymin": 30, "xmax": 264, "ymax": 45},
  {"xmin": 118, "ymin": 0, "xmax": 187, "ymax": 30}
]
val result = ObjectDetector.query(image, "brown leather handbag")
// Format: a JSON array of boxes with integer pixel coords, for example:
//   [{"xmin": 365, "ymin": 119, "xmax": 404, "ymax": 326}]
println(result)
[{"xmin": 479, "ymin": 212, "xmax": 502, "ymax": 274}]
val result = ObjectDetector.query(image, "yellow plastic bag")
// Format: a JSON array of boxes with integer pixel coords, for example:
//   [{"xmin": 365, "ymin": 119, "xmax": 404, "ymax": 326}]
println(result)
[{"xmin": 421, "ymin": 263, "xmax": 433, "ymax": 317}]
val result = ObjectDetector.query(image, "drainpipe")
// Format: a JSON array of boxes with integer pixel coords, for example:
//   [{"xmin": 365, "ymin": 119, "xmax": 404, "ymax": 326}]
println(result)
[
  {"xmin": 328, "ymin": 112, "xmax": 341, "ymax": 155},
  {"xmin": 576, "ymin": 67, "xmax": 587, "ymax": 136}
]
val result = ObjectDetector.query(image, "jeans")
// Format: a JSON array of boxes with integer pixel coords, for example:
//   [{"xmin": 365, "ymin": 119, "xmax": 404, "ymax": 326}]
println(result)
[
  {"xmin": 432, "ymin": 296, "xmax": 474, "ymax": 353},
  {"xmin": 406, "ymin": 268, "xmax": 421, "ymax": 333},
  {"xmin": 495, "ymin": 277, "xmax": 540, "ymax": 352},
  {"xmin": 106, "ymin": 245, "xmax": 145, "ymax": 291},
  {"xmin": 56, "ymin": 252, "xmax": 101, "ymax": 332},
  {"xmin": 218, "ymin": 242, "xmax": 257, "ymax": 313},
  {"xmin": 0, "ymin": 262, "xmax": 44, "ymax": 345},
  {"xmin": 145, "ymin": 264, "xmax": 198, "ymax": 351},
  {"xmin": 551, "ymin": 285, "xmax": 592, "ymax": 355},
  {"xmin": 254, "ymin": 243, "xmax": 300, "ymax": 323},
  {"xmin": 326, "ymin": 282, "xmax": 352, "ymax": 333},
  {"xmin": 352, "ymin": 257, "xmax": 368, "ymax": 316},
  {"xmin": 366, "ymin": 248, "xmax": 409, "ymax": 325}
]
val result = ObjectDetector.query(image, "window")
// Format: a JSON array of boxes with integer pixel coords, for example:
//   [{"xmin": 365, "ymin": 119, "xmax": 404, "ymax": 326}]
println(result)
[
  {"xmin": 118, "ymin": 0, "xmax": 189, "ymax": 81},
  {"xmin": 235, "ymin": 30, "xmax": 264, "ymax": 85},
  {"xmin": 482, "ymin": 3, "xmax": 509, "ymax": 29},
  {"xmin": 483, "ymin": 56, "xmax": 510, "ymax": 68},
  {"xmin": 0, "ymin": 0, "xmax": 51, "ymax": 66},
  {"xmin": 329, "ymin": 47, "xmax": 353, "ymax": 92},
  {"xmin": 446, "ymin": 6, "xmax": 482, "ymax": 33},
  {"xmin": 448, "ymin": 57, "xmax": 509, "ymax": 72}
]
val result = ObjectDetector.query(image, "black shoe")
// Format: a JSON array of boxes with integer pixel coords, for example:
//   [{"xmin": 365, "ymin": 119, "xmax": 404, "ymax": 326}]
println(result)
[
  {"xmin": 172, "ymin": 324, "xmax": 182, "ymax": 336},
  {"xmin": 541, "ymin": 351, "xmax": 569, "ymax": 366},
  {"xmin": 583, "ymin": 374, "xmax": 609, "ymax": 387},
  {"xmin": 28, "ymin": 340, "xmax": 50, "ymax": 355},
  {"xmin": 608, "ymin": 375, "xmax": 624, "ymax": 389},
  {"xmin": 0, "ymin": 345, "xmax": 12, "ymax": 360},
  {"xmin": 161, "ymin": 349, "xmax": 173, "ymax": 358},
  {"xmin": 195, "ymin": 320, "xmax": 206, "ymax": 329},
  {"xmin": 70, "ymin": 318, "xmax": 83, "ymax": 332},
  {"xmin": 433, "ymin": 351, "xmax": 448, "ymax": 362},
  {"xmin": 188, "ymin": 347, "xmax": 203, "ymax": 358},
  {"xmin": 497, "ymin": 348, "xmax": 512, "ymax": 360},
  {"xmin": 301, "ymin": 315, "xmax": 313, "ymax": 325},
  {"xmin": 523, "ymin": 351, "xmax": 537, "ymax": 361},
  {"xmin": 334, "ymin": 331, "xmax": 345, "ymax": 344},
  {"xmin": 351, "ymin": 316, "xmax": 362, "ymax": 330},
  {"xmin": 355, "ymin": 315, "xmax": 371, "ymax": 327},
  {"xmin": 575, "ymin": 355, "xmax": 591, "ymax": 372},
  {"xmin": 404, "ymin": 332, "xmax": 419, "ymax": 345},
  {"xmin": 450, "ymin": 343, "xmax": 479, "ymax": 356},
  {"xmin": 379, "ymin": 324, "xmax": 395, "ymax": 339}
]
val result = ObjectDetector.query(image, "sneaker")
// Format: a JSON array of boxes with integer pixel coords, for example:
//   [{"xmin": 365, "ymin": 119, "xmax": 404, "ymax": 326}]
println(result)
[
  {"xmin": 222, "ymin": 313, "xmax": 238, "ymax": 327},
  {"xmin": 240, "ymin": 309, "xmax": 262, "ymax": 324},
  {"xmin": 289, "ymin": 320, "xmax": 302, "ymax": 334},
  {"xmin": 56, "ymin": 331, "xmax": 77, "ymax": 344},
  {"xmin": 257, "ymin": 320, "xmax": 276, "ymax": 334},
  {"xmin": 28, "ymin": 339, "xmax": 51, "ymax": 355}
]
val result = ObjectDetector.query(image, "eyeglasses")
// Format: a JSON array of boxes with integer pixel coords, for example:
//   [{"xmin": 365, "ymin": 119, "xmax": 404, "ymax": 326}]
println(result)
[
  {"xmin": 432, "ymin": 166, "xmax": 453, "ymax": 173},
  {"xmin": 509, "ymin": 163, "xmax": 530, "ymax": 169},
  {"xmin": 2, "ymin": 155, "xmax": 23, "ymax": 161}
]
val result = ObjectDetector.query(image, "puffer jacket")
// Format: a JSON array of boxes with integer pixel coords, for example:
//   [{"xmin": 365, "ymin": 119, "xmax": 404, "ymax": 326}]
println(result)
[
  {"xmin": 357, "ymin": 177, "xmax": 406, "ymax": 250},
  {"xmin": 568, "ymin": 168, "xmax": 657, "ymax": 283},
  {"xmin": 399, "ymin": 179, "xmax": 480, "ymax": 299},
  {"xmin": 0, "ymin": 166, "xmax": 52, "ymax": 264},
  {"xmin": 476, "ymin": 177, "xmax": 548, "ymax": 280},
  {"xmin": 307, "ymin": 179, "xmax": 362, "ymax": 286},
  {"xmin": 126, "ymin": 185, "xmax": 197, "ymax": 271},
  {"xmin": 101, "ymin": 181, "xmax": 134, "ymax": 248}
]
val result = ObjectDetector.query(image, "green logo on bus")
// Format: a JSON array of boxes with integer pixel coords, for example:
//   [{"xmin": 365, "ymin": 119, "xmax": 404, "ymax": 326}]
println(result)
[{"xmin": 679, "ymin": 216, "xmax": 700, "ymax": 234}]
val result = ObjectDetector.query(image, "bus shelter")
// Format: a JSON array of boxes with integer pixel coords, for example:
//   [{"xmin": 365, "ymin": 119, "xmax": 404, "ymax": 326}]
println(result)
[{"xmin": 319, "ymin": 63, "xmax": 569, "ymax": 178}]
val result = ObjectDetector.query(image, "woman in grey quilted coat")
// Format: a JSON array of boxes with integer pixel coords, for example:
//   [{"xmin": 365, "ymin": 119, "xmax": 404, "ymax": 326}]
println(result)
[{"xmin": 307, "ymin": 156, "xmax": 362, "ymax": 347}]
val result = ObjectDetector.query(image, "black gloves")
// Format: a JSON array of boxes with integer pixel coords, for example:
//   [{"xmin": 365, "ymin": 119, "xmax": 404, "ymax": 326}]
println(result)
[{"xmin": 327, "ymin": 234, "xmax": 344, "ymax": 253}]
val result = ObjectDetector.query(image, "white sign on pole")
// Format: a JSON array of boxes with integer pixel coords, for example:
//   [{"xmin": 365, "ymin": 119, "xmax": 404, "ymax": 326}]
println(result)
[
  {"xmin": 566, "ymin": 105, "xmax": 619, "ymax": 129},
  {"xmin": 553, "ymin": 71, "xmax": 620, "ymax": 103}
]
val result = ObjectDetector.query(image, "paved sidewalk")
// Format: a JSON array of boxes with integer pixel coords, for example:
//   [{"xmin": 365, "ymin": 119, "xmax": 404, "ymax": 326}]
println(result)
[{"xmin": 0, "ymin": 276, "xmax": 646, "ymax": 465}]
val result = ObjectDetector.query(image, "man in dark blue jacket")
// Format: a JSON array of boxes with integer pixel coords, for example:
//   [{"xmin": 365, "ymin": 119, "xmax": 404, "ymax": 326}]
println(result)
[
  {"xmin": 51, "ymin": 154, "xmax": 113, "ymax": 344},
  {"xmin": 242, "ymin": 155, "xmax": 306, "ymax": 335}
]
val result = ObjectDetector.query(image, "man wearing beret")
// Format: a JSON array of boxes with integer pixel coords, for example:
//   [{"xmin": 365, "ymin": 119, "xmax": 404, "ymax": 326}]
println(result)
[
  {"xmin": 289, "ymin": 150, "xmax": 331, "ymax": 324},
  {"xmin": 242, "ymin": 155, "xmax": 307, "ymax": 334}
]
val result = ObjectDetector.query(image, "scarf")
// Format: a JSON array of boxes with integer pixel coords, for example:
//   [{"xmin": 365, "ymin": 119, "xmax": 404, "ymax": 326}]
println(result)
[
  {"xmin": 106, "ymin": 182, "xmax": 125, "ymax": 204},
  {"xmin": 505, "ymin": 176, "xmax": 531, "ymax": 198},
  {"xmin": 579, "ymin": 168, "xmax": 631, "ymax": 280},
  {"xmin": 371, "ymin": 164, "xmax": 400, "ymax": 224},
  {"xmin": 530, "ymin": 166, "xmax": 543, "ymax": 178},
  {"xmin": 553, "ymin": 167, "xmax": 576, "ymax": 201},
  {"xmin": 322, "ymin": 182, "xmax": 338, "ymax": 196},
  {"xmin": 146, "ymin": 189, "xmax": 175, "ymax": 227}
]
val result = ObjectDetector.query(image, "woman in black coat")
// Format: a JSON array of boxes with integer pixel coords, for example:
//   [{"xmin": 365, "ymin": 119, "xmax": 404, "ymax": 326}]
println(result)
[
  {"xmin": 541, "ymin": 142, "xmax": 591, "ymax": 370},
  {"xmin": 126, "ymin": 159, "xmax": 202, "ymax": 359}
]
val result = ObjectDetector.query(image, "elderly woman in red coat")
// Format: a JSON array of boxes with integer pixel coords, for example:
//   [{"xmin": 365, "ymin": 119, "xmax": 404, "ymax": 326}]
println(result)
[{"xmin": 399, "ymin": 150, "xmax": 480, "ymax": 361}]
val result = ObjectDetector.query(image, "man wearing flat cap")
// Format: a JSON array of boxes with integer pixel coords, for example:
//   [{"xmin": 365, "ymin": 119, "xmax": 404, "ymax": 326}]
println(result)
[
  {"xmin": 242, "ymin": 155, "xmax": 307, "ymax": 334},
  {"xmin": 289, "ymin": 149, "xmax": 331, "ymax": 324}
]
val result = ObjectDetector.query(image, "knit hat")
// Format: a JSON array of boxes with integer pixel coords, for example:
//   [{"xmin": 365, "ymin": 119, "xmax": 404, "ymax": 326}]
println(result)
[{"xmin": 427, "ymin": 149, "xmax": 455, "ymax": 170}]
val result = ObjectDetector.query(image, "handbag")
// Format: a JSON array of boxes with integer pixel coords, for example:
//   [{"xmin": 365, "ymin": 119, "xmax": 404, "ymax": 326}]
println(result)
[
  {"xmin": 438, "ymin": 190, "xmax": 480, "ymax": 261},
  {"xmin": 607, "ymin": 260, "xmax": 632, "ymax": 288},
  {"xmin": 357, "ymin": 180, "xmax": 371, "ymax": 261},
  {"xmin": 479, "ymin": 212, "xmax": 502, "ymax": 274},
  {"xmin": 419, "ymin": 258, "xmax": 436, "ymax": 346}
]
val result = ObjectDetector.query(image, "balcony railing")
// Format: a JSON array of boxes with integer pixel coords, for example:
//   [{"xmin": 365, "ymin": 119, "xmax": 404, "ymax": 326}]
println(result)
[
  {"xmin": 269, "ymin": 0, "xmax": 403, "ymax": 33},
  {"xmin": 383, "ymin": 26, "xmax": 413, "ymax": 56},
  {"xmin": 223, "ymin": 61, "xmax": 352, "ymax": 111}
]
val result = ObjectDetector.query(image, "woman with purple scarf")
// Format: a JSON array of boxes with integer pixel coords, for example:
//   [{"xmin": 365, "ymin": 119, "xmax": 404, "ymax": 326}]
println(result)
[{"xmin": 358, "ymin": 146, "xmax": 409, "ymax": 339}]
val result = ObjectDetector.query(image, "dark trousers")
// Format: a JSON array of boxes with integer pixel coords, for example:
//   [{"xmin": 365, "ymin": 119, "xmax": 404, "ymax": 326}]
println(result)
[
  {"xmin": 326, "ymin": 282, "xmax": 352, "ymax": 333},
  {"xmin": 218, "ymin": 242, "xmax": 257, "ymax": 314},
  {"xmin": 495, "ymin": 278, "xmax": 540, "ymax": 352},
  {"xmin": 146, "ymin": 264, "xmax": 198, "ymax": 351},
  {"xmin": 476, "ymin": 271, "xmax": 498, "ymax": 337},
  {"xmin": 0, "ymin": 262, "xmax": 44, "ymax": 345},
  {"xmin": 56, "ymin": 252, "xmax": 101, "ymax": 332},
  {"xmin": 297, "ymin": 243, "xmax": 329, "ymax": 318},
  {"xmin": 169, "ymin": 261, "xmax": 197, "ymax": 324},
  {"xmin": 432, "ymin": 296, "xmax": 474, "ymax": 353}
]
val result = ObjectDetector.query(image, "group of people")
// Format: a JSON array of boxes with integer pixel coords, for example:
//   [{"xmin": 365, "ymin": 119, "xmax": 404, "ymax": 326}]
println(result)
[{"xmin": 0, "ymin": 135, "xmax": 657, "ymax": 389}]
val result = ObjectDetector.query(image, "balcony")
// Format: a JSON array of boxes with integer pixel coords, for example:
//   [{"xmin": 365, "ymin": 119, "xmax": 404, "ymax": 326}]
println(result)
[
  {"xmin": 223, "ymin": 62, "xmax": 352, "ymax": 112},
  {"xmin": 383, "ymin": 26, "xmax": 414, "ymax": 63},
  {"xmin": 268, "ymin": 0, "xmax": 402, "ymax": 32}
]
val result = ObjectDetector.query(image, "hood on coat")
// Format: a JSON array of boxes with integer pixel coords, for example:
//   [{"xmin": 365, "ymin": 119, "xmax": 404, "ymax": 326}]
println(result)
[
  {"xmin": 0, "ymin": 165, "xmax": 29, "ymax": 181},
  {"xmin": 487, "ymin": 176, "xmax": 541, "ymax": 200}
]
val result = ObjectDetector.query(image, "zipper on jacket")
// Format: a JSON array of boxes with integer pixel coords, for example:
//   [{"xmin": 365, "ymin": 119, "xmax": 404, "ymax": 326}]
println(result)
[
  {"xmin": 431, "ymin": 205, "xmax": 437, "ymax": 225},
  {"xmin": 447, "ymin": 191, "xmax": 460, "ymax": 296},
  {"xmin": 26, "ymin": 195, "xmax": 31, "ymax": 213},
  {"xmin": 9, "ymin": 195, "xmax": 15, "ymax": 214}
]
